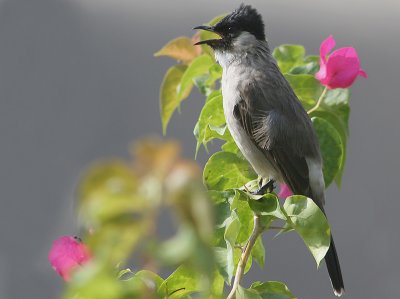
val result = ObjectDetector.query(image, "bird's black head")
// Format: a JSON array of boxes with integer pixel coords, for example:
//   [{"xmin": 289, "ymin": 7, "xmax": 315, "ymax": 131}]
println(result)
[{"xmin": 194, "ymin": 4, "xmax": 265, "ymax": 49}]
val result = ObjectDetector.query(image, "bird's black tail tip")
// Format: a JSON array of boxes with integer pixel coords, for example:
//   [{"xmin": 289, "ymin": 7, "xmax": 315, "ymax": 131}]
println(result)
[{"xmin": 325, "ymin": 235, "xmax": 345, "ymax": 297}]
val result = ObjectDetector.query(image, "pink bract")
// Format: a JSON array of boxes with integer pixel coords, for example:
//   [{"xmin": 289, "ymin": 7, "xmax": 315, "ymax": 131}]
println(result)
[
  {"xmin": 315, "ymin": 35, "xmax": 367, "ymax": 89},
  {"xmin": 278, "ymin": 183, "xmax": 293, "ymax": 199},
  {"xmin": 48, "ymin": 236, "xmax": 91, "ymax": 281}
]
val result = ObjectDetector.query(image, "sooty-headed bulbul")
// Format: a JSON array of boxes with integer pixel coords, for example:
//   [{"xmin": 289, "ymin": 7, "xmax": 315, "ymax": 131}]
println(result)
[{"xmin": 194, "ymin": 4, "xmax": 345, "ymax": 296}]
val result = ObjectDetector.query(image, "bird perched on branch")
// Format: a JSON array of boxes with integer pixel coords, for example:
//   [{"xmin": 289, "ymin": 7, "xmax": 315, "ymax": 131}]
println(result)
[{"xmin": 194, "ymin": 4, "xmax": 344, "ymax": 296}]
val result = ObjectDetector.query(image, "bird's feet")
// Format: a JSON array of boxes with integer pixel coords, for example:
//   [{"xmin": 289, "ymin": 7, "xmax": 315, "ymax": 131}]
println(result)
[{"xmin": 252, "ymin": 179, "xmax": 275, "ymax": 195}]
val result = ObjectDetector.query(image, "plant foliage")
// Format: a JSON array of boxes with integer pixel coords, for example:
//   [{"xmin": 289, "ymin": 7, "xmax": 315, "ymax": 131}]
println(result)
[{"xmin": 58, "ymin": 13, "xmax": 353, "ymax": 299}]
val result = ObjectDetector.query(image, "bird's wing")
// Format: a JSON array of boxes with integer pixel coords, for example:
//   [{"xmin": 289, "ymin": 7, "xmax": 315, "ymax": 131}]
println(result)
[{"xmin": 235, "ymin": 81, "xmax": 320, "ymax": 201}]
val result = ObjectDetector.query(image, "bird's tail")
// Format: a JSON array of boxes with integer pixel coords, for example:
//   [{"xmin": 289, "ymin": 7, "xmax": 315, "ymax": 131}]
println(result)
[
  {"xmin": 309, "ymin": 190, "xmax": 345, "ymax": 296},
  {"xmin": 325, "ymin": 235, "xmax": 345, "ymax": 296},
  {"xmin": 288, "ymin": 173, "xmax": 344, "ymax": 296}
]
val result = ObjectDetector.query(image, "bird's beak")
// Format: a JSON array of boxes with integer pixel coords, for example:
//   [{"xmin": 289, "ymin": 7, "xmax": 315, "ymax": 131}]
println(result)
[
  {"xmin": 193, "ymin": 25, "xmax": 223, "ymax": 46},
  {"xmin": 193, "ymin": 25, "xmax": 215, "ymax": 32}
]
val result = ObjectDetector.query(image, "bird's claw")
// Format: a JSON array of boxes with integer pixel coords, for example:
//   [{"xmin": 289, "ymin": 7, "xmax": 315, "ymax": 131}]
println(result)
[{"xmin": 252, "ymin": 179, "xmax": 275, "ymax": 195}]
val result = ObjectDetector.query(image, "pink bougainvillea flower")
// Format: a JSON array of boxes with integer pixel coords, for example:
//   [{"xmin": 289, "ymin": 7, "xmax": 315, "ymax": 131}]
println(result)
[
  {"xmin": 315, "ymin": 35, "xmax": 368, "ymax": 89},
  {"xmin": 48, "ymin": 236, "xmax": 91, "ymax": 281},
  {"xmin": 278, "ymin": 183, "xmax": 293, "ymax": 199}
]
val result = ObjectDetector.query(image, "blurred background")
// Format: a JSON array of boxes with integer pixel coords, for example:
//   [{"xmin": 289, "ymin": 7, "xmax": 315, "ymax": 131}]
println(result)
[{"xmin": 0, "ymin": 0, "xmax": 398, "ymax": 298}]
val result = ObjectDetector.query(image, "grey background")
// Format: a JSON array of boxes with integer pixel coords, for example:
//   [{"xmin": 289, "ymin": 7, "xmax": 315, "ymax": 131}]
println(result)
[{"xmin": 0, "ymin": 0, "xmax": 398, "ymax": 298}]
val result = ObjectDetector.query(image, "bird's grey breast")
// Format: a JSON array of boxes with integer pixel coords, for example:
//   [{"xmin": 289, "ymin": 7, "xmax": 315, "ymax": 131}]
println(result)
[{"xmin": 221, "ymin": 62, "xmax": 280, "ymax": 180}]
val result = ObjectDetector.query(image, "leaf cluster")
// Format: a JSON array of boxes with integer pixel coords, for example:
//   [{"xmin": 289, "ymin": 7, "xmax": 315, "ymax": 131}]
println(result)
[{"xmin": 64, "ymin": 139, "xmax": 219, "ymax": 298}]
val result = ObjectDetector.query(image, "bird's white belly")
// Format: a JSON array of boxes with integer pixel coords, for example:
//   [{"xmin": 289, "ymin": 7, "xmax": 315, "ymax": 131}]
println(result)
[{"xmin": 222, "ymin": 80, "xmax": 280, "ymax": 181}]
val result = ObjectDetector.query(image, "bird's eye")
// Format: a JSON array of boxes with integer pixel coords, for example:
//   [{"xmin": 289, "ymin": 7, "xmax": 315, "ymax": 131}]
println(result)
[{"xmin": 228, "ymin": 27, "xmax": 233, "ymax": 32}]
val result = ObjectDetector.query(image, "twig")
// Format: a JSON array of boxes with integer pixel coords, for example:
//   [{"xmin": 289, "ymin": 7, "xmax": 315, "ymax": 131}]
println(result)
[
  {"xmin": 268, "ymin": 226, "xmax": 286, "ymax": 230},
  {"xmin": 227, "ymin": 215, "xmax": 264, "ymax": 299},
  {"xmin": 307, "ymin": 87, "xmax": 328, "ymax": 114}
]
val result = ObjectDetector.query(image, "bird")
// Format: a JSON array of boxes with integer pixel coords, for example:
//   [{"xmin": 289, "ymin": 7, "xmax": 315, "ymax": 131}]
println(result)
[{"xmin": 194, "ymin": 4, "xmax": 345, "ymax": 297}]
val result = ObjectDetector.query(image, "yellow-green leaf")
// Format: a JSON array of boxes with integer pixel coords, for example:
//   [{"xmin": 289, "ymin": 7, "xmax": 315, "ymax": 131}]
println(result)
[
  {"xmin": 154, "ymin": 36, "xmax": 198, "ymax": 63},
  {"xmin": 177, "ymin": 55, "xmax": 214, "ymax": 101},
  {"xmin": 160, "ymin": 65, "xmax": 190, "ymax": 134}
]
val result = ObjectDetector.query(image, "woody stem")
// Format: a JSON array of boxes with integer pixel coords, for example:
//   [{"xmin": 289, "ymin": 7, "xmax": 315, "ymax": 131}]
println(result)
[{"xmin": 226, "ymin": 215, "xmax": 264, "ymax": 299}]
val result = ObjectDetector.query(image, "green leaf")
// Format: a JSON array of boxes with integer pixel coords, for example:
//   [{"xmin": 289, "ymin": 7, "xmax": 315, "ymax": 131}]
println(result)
[
  {"xmin": 203, "ymin": 151, "xmax": 257, "ymax": 191},
  {"xmin": 208, "ymin": 190, "xmax": 233, "ymax": 228},
  {"xmin": 155, "ymin": 225, "xmax": 199, "ymax": 265},
  {"xmin": 117, "ymin": 268, "xmax": 133, "ymax": 280},
  {"xmin": 194, "ymin": 64, "xmax": 223, "ymax": 95},
  {"xmin": 78, "ymin": 160, "xmax": 138, "ymax": 204},
  {"xmin": 285, "ymin": 74, "xmax": 323, "ymax": 108},
  {"xmin": 87, "ymin": 221, "xmax": 145, "ymax": 266},
  {"xmin": 207, "ymin": 14, "xmax": 227, "ymax": 25},
  {"xmin": 215, "ymin": 209, "xmax": 242, "ymax": 284},
  {"xmin": 312, "ymin": 117, "xmax": 344, "ymax": 187},
  {"xmin": 251, "ymin": 237, "xmax": 265, "ymax": 268},
  {"xmin": 214, "ymin": 191, "xmax": 260, "ymax": 277},
  {"xmin": 323, "ymin": 89, "xmax": 350, "ymax": 127},
  {"xmin": 322, "ymin": 88, "xmax": 350, "ymax": 187},
  {"xmin": 246, "ymin": 192, "xmax": 286, "ymax": 220},
  {"xmin": 308, "ymin": 89, "xmax": 350, "ymax": 187},
  {"xmin": 273, "ymin": 45, "xmax": 305, "ymax": 73},
  {"xmin": 208, "ymin": 63, "xmax": 223, "ymax": 81},
  {"xmin": 274, "ymin": 223, "xmax": 294, "ymax": 238},
  {"xmin": 283, "ymin": 195, "xmax": 330, "ymax": 266},
  {"xmin": 64, "ymin": 263, "xmax": 123, "ymax": 299},
  {"xmin": 230, "ymin": 191, "xmax": 254, "ymax": 244},
  {"xmin": 160, "ymin": 65, "xmax": 190, "ymax": 134},
  {"xmin": 214, "ymin": 247, "xmax": 230, "ymax": 283},
  {"xmin": 221, "ymin": 140, "xmax": 240, "ymax": 154},
  {"xmin": 154, "ymin": 36, "xmax": 198, "ymax": 63},
  {"xmin": 234, "ymin": 247, "xmax": 253, "ymax": 274},
  {"xmin": 194, "ymin": 91, "xmax": 233, "ymax": 154},
  {"xmin": 236, "ymin": 285, "xmax": 263, "ymax": 299},
  {"xmin": 158, "ymin": 266, "xmax": 201, "ymax": 299},
  {"xmin": 77, "ymin": 159, "xmax": 148, "ymax": 260},
  {"xmin": 193, "ymin": 75, "xmax": 213, "ymax": 96},
  {"xmin": 205, "ymin": 89, "xmax": 223, "ymax": 103},
  {"xmin": 192, "ymin": 64, "xmax": 221, "ymax": 96},
  {"xmin": 130, "ymin": 270, "xmax": 164, "ymax": 291},
  {"xmin": 210, "ymin": 270, "xmax": 225, "ymax": 298},
  {"xmin": 250, "ymin": 281, "xmax": 296, "ymax": 299},
  {"xmin": 208, "ymin": 190, "xmax": 236, "ymax": 249},
  {"xmin": 177, "ymin": 55, "xmax": 214, "ymax": 101},
  {"xmin": 289, "ymin": 55, "xmax": 320, "ymax": 75},
  {"xmin": 224, "ymin": 210, "xmax": 241, "ymax": 283}
]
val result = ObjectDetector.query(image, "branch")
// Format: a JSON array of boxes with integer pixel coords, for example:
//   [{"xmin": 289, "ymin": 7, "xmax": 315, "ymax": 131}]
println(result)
[{"xmin": 227, "ymin": 215, "xmax": 264, "ymax": 299}]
